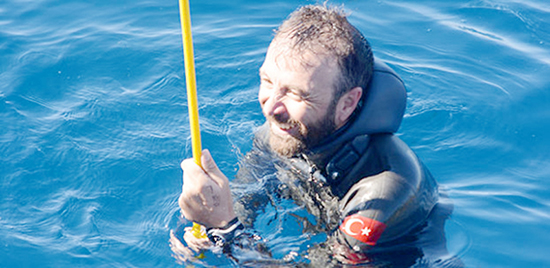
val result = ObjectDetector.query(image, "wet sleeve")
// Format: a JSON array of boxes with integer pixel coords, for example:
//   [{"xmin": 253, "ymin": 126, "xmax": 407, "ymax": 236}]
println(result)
[
  {"xmin": 218, "ymin": 142, "xmax": 281, "ymax": 262},
  {"xmin": 335, "ymin": 171, "xmax": 423, "ymax": 251}
]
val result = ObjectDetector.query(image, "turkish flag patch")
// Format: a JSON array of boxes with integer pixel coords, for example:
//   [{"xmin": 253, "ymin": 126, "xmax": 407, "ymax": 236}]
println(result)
[{"xmin": 339, "ymin": 214, "xmax": 387, "ymax": 246}]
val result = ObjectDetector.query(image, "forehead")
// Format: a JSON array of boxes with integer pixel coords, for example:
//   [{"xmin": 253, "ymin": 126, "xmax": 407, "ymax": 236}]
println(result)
[
  {"xmin": 263, "ymin": 38, "xmax": 331, "ymax": 69},
  {"xmin": 260, "ymin": 40, "xmax": 339, "ymax": 91}
]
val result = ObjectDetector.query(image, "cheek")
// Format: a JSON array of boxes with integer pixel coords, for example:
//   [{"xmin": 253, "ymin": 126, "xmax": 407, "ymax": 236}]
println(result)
[
  {"xmin": 285, "ymin": 102, "xmax": 310, "ymax": 122},
  {"xmin": 259, "ymin": 87, "xmax": 273, "ymax": 109}
]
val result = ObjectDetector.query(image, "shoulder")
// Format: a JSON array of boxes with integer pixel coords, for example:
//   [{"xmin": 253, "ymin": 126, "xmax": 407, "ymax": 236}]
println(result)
[
  {"xmin": 339, "ymin": 170, "xmax": 421, "ymax": 222},
  {"xmin": 336, "ymin": 134, "xmax": 438, "ymax": 246},
  {"xmin": 368, "ymin": 134, "xmax": 428, "ymax": 185},
  {"xmin": 328, "ymin": 133, "xmax": 432, "ymax": 197}
]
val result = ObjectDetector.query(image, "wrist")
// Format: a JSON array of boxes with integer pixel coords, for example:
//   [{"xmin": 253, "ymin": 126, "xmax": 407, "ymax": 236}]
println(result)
[
  {"xmin": 206, "ymin": 217, "xmax": 244, "ymax": 247},
  {"xmin": 210, "ymin": 209, "xmax": 236, "ymax": 229}
]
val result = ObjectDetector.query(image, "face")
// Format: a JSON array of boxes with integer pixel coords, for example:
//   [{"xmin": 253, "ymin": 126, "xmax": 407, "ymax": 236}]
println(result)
[{"xmin": 258, "ymin": 41, "xmax": 340, "ymax": 157}]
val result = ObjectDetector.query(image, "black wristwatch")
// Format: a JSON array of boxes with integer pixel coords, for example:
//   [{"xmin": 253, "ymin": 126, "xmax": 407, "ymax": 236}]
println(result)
[{"xmin": 206, "ymin": 217, "xmax": 244, "ymax": 247}]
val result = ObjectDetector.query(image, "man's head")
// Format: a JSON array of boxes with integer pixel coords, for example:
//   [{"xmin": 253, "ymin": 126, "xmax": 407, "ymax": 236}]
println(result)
[{"xmin": 258, "ymin": 5, "xmax": 374, "ymax": 157}]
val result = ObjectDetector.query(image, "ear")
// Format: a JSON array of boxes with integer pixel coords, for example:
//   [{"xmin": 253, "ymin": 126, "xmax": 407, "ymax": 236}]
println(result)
[{"xmin": 334, "ymin": 87, "xmax": 363, "ymax": 128}]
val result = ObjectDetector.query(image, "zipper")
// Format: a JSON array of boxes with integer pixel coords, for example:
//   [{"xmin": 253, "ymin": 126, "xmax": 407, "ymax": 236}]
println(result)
[{"xmin": 301, "ymin": 153, "xmax": 324, "ymax": 184}]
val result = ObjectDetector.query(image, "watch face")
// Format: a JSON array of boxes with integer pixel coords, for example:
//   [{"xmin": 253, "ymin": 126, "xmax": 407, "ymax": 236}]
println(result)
[
  {"xmin": 207, "ymin": 220, "xmax": 244, "ymax": 248},
  {"xmin": 212, "ymin": 235, "xmax": 225, "ymax": 247}
]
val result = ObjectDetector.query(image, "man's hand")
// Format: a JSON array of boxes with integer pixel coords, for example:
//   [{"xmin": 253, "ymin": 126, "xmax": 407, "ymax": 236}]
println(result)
[
  {"xmin": 178, "ymin": 149, "xmax": 236, "ymax": 228},
  {"xmin": 183, "ymin": 226, "xmax": 212, "ymax": 252}
]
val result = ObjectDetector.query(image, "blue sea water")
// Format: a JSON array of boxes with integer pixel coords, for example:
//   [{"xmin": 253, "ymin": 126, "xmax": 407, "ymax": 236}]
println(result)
[{"xmin": 1, "ymin": 0, "xmax": 549, "ymax": 267}]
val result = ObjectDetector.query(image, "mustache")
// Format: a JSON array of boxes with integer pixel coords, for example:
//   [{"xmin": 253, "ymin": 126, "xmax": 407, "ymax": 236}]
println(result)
[{"xmin": 267, "ymin": 113, "xmax": 300, "ymax": 129}]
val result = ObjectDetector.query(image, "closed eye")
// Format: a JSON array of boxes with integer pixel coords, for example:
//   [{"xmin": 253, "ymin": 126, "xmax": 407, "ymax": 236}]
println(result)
[
  {"xmin": 260, "ymin": 77, "xmax": 273, "ymax": 90},
  {"xmin": 260, "ymin": 76, "xmax": 271, "ymax": 84},
  {"xmin": 288, "ymin": 88, "xmax": 311, "ymax": 102}
]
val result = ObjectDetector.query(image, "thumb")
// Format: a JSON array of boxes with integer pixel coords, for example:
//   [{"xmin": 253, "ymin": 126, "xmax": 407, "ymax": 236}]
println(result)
[{"xmin": 200, "ymin": 149, "xmax": 227, "ymax": 184}]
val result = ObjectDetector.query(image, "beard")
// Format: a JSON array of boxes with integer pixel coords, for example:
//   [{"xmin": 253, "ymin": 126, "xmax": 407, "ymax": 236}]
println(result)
[{"xmin": 267, "ymin": 108, "xmax": 337, "ymax": 158}]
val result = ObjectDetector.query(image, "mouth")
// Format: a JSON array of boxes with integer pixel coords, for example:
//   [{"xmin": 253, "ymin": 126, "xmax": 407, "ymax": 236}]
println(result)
[{"xmin": 270, "ymin": 121, "xmax": 298, "ymax": 137}]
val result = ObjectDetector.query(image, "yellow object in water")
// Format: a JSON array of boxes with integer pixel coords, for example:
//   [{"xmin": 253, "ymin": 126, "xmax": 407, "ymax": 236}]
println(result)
[
  {"xmin": 178, "ymin": 0, "xmax": 207, "ymax": 242},
  {"xmin": 178, "ymin": 0, "xmax": 202, "ymax": 167}
]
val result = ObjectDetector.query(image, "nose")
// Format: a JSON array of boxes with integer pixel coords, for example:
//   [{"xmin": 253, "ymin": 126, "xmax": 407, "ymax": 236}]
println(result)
[{"xmin": 260, "ymin": 87, "xmax": 288, "ymax": 120}]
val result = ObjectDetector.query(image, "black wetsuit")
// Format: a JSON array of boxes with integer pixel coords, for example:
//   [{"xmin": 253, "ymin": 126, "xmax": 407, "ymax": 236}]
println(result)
[
  {"xmin": 232, "ymin": 126, "xmax": 440, "ymax": 265},
  {"xmin": 210, "ymin": 60, "xmax": 460, "ymax": 266}
]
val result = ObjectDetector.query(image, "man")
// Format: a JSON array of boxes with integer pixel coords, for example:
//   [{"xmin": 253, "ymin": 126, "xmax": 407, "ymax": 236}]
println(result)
[{"xmin": 175, "ymin": 4, "xmax": 453, "ymax": 266}]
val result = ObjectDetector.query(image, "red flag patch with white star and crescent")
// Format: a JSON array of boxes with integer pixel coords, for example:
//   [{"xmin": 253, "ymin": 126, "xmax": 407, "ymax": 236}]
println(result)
[{"xmin": 339, "ymin": 214, "xmax": 387, "ymax": 246}]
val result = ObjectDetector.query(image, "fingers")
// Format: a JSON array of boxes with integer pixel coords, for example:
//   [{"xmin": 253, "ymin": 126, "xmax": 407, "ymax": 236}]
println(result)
[
  {"xmin": 200, "ymin": 149, "xmax": 218, "ymax": 174},
  {"xmin": 179, "ymin": 157, "xmax": 212, "ymax": 199},
  {"xmin": 180, "ymin": 157, "xmax": 203, "ymax": 180},
  {"xmin": 183, "ymin": 227, "xmax": 212, "ymax": 252},
  {"xmin": 169, "ymin": 230, "xmax": 195, "ymax": 261},
  {"xmin": 200, "ymin": 149, "xmax": 229, "ymax": 187},
  {"xmin": 179, "ymin": 149, "xmax": 217, "ymax": 175},
  {"xmin": 181, "ymin": 149, "xmax": 229, "ymax": 187},
  {"xmin": 178, "ymin": 149, "xmax": 234, "ymax": 228}
]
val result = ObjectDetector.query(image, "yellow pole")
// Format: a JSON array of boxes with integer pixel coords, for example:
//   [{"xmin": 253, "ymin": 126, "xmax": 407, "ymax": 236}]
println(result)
[
  {"xmin": 178, "ymin": 0, "xmax": 208, "ymax": 242},
  {"xmin": 179, "ymin": 0, "xmax": 202, "ymax": 167}
]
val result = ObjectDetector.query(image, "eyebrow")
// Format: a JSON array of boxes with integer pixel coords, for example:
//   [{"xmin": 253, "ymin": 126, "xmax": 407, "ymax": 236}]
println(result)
[
  {"xmin": 258, "ymin": 68, "xmax": 310, "ymax": 99},
  {"xmin": 286, "ymin": 84, "xmax": 310, "ymax": 100}
]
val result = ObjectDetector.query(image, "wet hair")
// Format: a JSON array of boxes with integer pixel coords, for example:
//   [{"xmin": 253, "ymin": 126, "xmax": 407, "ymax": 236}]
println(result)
[{"xmin": 274, "ymin": 4, "xmax": 374, "ymax": 104}]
